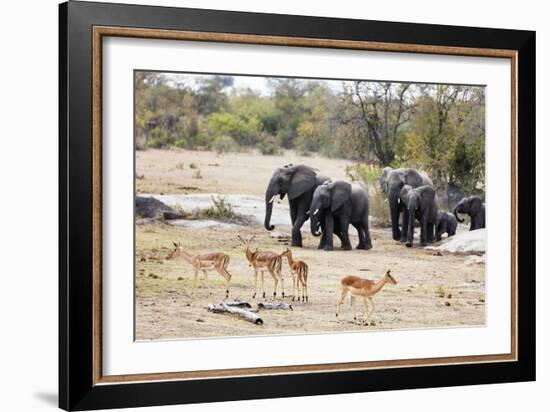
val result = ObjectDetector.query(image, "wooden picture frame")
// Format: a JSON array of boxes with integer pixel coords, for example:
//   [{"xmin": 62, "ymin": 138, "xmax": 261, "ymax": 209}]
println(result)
[{"xmin": 59, "ymin": 1, "xmax": 535, "ymax": 410}]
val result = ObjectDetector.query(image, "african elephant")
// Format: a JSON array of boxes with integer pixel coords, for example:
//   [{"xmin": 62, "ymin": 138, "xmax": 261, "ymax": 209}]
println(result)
[
  {"xmin": 309, "ymin": 181, "xmax": 372, "ymax": 251},
  {"xmin": 436, "ymin": 211, "xmax": 458, "ymax": 241},
  {"xmin": 453, "ymin": 196, "xmax": 485, "ymax": 231},
  {"xmin": 264, "ymin": 164, "xmax": 330, "ymax": 247},
  {"xmin": 399, "ymin": 184, "xmax": 438, "ymax": 247},
  {"xmin": 381, "ymin": 168, "xmax": 433, "ymax": 241}
]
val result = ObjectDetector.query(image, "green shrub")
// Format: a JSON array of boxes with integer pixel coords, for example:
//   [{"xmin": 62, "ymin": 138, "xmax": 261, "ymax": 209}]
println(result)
[
  {"xmin": 345, "ymin": 163, "xmax": 383, "ymax": 186},
  {"xmin": 257, "ymin": 132, "xmax": 282, "ymax": 155},
  {"xmin": 188, "ymin": 196, "xmax": 252, "ymax": 225},
  {"xmin": 368, "ymin": 188, "xmax": 391, "ymax": 227},
  {"xmin": 345, "ymin": 163, "xmax": 390, "ymax": 227}
]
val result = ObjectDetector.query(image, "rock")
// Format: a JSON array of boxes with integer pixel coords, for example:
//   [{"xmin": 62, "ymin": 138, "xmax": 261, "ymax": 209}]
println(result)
[
  {"xmin": 445, "ymin": 301, "xmax": 451, "ymax": 306},
  {"xmin": 427, "ymin": 229, "xmax": 486, "ymax": 254},
  {"xmin": 136, "ymin": 196, "xmax": 185, "ymax": 220}
]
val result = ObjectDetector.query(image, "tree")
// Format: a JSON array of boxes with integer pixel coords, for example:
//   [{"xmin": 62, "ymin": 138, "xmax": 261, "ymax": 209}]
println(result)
[{"xmin": 345, "ymin": 81, "xmax": 413, "ymax": 165}]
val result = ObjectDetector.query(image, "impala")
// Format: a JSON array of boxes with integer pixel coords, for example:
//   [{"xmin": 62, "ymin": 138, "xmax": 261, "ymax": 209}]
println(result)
[
  {"xmin": 280, "ymin": 247, "xmax": 309, "ymax": 302},
  {"xmin": 237, "ymin": 235, "xmax": 283, "ymax": 299},
  {"xmin": 336, "ymin": 269, "xmax": 397, "ymax": 324},
  {"xmin": 167, "ymin": 242, "xmax": 232, "ymax": 298}
]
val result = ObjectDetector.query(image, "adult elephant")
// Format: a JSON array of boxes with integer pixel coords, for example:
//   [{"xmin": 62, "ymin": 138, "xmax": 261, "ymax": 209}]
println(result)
[
  {"xmin": 436, "ymin": 211, "xmax": 458, "ymax": 241},
  {"xmin": 382, "ymin": 168, "xmax": 433, "ymax": 241},
  {"xmin": 264, "ymin": 164, "xmax": 330, "ymax": 247},
  {"xmin": 309, "ymin": 181, "xmax": 372, "ymax": 251},
  {"xmin": 453, "ymin": 196, "xmax": 485, "ymax": 231},
  {"xmin": 399, "ymin": 184, "xmax": 438, "ymax": 247}
]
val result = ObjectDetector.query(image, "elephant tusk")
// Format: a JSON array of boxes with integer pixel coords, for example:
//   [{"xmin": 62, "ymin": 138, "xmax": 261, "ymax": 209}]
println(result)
[
  {"xmin": 269, "ymin": 195, "xmax": 276, "ymax": 203},
  {"xmin": 313, "ymin": 209, "xmax": 319, "ymax": 216},
  {"xmin": 306, "ymin": 210, "xmax": 310, "ymax": 215}
]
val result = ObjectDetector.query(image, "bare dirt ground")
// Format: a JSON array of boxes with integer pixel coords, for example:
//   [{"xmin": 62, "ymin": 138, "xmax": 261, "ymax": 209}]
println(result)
[{"xmin": 135, "ymin": 148, "xmax": 485, "ymax": 340}]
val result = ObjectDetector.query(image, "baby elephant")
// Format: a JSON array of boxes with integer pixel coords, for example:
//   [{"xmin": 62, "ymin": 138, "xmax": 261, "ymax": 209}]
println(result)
[{"xmin": 436, "ymin": 211, "xmax": 457, "ymax": 241}]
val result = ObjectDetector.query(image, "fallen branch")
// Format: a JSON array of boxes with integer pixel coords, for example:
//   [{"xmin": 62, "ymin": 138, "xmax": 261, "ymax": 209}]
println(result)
[
  {"xmin": 258, "ymin": 302, "xmax": 293, "ymax": 311},
  {"xmin": 223, "ymin": 300, "xmax": 252, "ymax": 309},
  {"xmin": 207, "ymin": 302, "xmax": 263, "ymax": 325}
]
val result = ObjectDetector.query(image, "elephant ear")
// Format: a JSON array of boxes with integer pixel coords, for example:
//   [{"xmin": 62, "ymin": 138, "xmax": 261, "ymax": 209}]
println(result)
[
  {"xmin": 469, "ymin": 197, "xmax": 483, "ymax": 216},
  {"xmin": 420, "ymin": 185, "xmax": 436, "ymax": 202},
  {"xmin": 288, "ymin": 165, "xmax": 317, "ymax": 200},
  {"xmin": 329, "ymin": 181, "xmax": 352, "ymax": 212}
]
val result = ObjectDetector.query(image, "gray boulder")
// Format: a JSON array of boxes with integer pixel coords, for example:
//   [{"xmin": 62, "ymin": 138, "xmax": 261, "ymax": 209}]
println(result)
[{"xmin": 135, "ymin": 196, "xmax": 184, "ymax": 220}]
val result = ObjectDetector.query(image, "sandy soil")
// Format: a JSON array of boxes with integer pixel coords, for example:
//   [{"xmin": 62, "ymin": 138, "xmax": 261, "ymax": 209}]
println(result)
[
  {"xmin": 136, "ymin": 148, "xmax": 351, "ymax": 197},
  {"xmin": 135, "ymin": 149, "xmax": 485, "ymax": 340}
]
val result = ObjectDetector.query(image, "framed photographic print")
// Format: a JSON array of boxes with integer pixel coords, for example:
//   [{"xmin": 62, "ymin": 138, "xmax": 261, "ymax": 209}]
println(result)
[{"xmin": 59, "ymin": 1, "xmax": 535, "ymax": 410}]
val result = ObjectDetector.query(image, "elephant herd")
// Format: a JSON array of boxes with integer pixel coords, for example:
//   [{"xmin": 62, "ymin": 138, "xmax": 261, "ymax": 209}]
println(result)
[{"xmin": 264, "ymin": 164, "xmax": 486, "ymax": 250}]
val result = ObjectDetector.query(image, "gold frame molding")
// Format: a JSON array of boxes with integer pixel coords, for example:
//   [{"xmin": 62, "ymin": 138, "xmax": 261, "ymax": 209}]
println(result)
[{"xmin": 92, "ymin": 26, "xmax": 518, "ymax": 386}]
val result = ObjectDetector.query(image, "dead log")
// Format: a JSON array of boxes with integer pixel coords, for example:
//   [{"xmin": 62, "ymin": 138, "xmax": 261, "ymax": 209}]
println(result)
[
  {"xmin": 258, "ymin": 302, "xmax": 293, "ymax": 311},
  {"xmin": 207, "ymin": 302, "xmax": 263, "ymax": 325},
  {"xmin": 223, "ymin": 300, "xmax": 252, "ymax": 309}
]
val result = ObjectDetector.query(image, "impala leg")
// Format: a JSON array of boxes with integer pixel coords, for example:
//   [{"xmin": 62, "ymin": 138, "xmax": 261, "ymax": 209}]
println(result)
[
  {"xmin": 350, "ymin": 295, "xmax": 357, "ymax": 322},
  {"xmin": 267, "ymin": 269, "xmax": 278, "ymax": 300},
  {"xmin": 261, "ymin": 271, "xmax": 266, "ymax": 299},
  {"xmin": 202, "ymin": 270, "xmax": 209, "ymax": 294},
  {"xmin": 366, "ymin": 297, "xmax": 375, "ymax": 324},
  {"xmin": 193, "ymin": 268, "xmax": 198, "ymax": 291},
  {"xmin": 362, "ymin": 297, "xmax": 369, "ymax": 325},
  {"xmin": 279, "ymin": 271, "xmax": 285, "ymax": 299},
  {"xmin": 223, "ymin": 269, "xmax": 230, "ymax": 299},
  {"xmin": 291, "ymin": 272, "xmax": 296, "ymax": 302},
  {"xmin": 336, "ymin": 287, "xmax": 347, "ymax": 318},
  {"xmin": 252, "ymin": 269, "xmax": 258, "ymax": 299}
]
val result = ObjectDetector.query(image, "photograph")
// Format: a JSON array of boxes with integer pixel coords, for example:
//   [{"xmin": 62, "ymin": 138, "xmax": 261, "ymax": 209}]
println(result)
[{"xmin": 134, "ymin": 71, "xmax": 487, "ymax": 340}]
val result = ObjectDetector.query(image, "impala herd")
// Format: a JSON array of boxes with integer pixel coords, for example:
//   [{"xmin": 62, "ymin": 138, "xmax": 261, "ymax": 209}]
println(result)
[{"xmin": 165, "ymin": 235, "xmax": 397, "ymax": 324}]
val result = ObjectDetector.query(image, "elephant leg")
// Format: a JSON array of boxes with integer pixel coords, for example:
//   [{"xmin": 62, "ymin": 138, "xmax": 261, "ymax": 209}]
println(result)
[
  {"xmin": 291, "ymin": 214, "xmax": 307, "ymax": 247},
  {"xmin": 318, "ymin": 231, "xmax": 327, "ymax": 249},
  {"xmin": 436, "ymin": 223, "xmax": 443, "ymax": 241},
  {"xmin": 420, "ymin": 215, "xmax": 429, "ymax": 246},
  {"xmin": 334, "ymin": 230, "xmax": 345, "ymax": 249},
  {"xmin": 427, "ymin": 222, "xmax": 435, "ymax": 243},
  {"xmin": 361, "ymin": 216, "xmax": 373, "ymax": 250},
  {"xmin": 352, "ymin": 222, "xmax": 366, "ymax": 249},
  {"xmin": 289, "ymin": 202, "xmax": 298, "ymax": 226},
  {"xmin": 338, "ymin": 217, "xmax": 352, "ymax": 251},
  {"xmin": 323, "ymin": 213, "xmax": 335, "ymax": 251}
]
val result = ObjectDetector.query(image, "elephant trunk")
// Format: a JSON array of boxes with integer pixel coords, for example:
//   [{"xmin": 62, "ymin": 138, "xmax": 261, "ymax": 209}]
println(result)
[
  {"xmin": 406, "ymin": 208, "xmax": 415, "ymax": 247},
  {"xmin": 310, "ymin": 214, "xmax": 321, "ymax": 237},
  {"xmin": 264, "ymin": 200, "xmax": 275, "ymax": 231},
  {"xmin": 453, "ymin": 205, "xmax": 464, "ymax": 223},
  {"xmin": 388, "ymin": 189, "xmax": 402, "ymax": 241}
]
